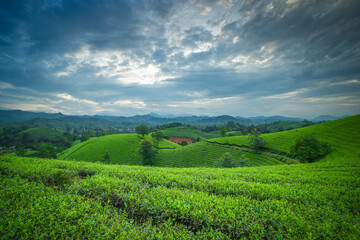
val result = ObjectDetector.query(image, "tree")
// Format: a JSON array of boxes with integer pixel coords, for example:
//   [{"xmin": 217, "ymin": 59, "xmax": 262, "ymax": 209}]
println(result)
[
  {"xmin": 180, "ymin": 141, "xmax": 188, "ymax": 146},
  {"xmin": 151, "ymin": 129, "xmax": 164, "ymax": 147},
  {"xmin": 248, "ymin": 129, "xmax": 265, "ymax": 153},
  {"xmin": 38, "ymin": 143, "xmax": 57, "ymax": 159},
  {"xmin": 226, "ymin": 121, "xmax": 236, "ymax": 131},
  {"xmin": 139, "ymin": 139, "xmax": 155, "ymax": 165},
  {"xmin": 80, "ymin": 130, "xmax": 92, "ymax": 142},
  {"xmin": 102, "ymin": 152, "xmax": 111, "ymax": 164},
  {"xmin": 219, "ymin": 125, "xmax": 227, "ymax": 137},
  {"xmin": 135, "ymin": 125, "xmax": 149, "ymax": 137},
  {"xmin": 238, "ymin": 154, "xmax": 250, "ymax": 167},
  {"xmin": 16, "ymin": 147, "xmax": 26, "ymax": 157},
  {"xmin": 290, "ymin": 135, "xmax": 331, "ymax": 163},
  {"xmin": 217, "ymin": 152, "xmax": 236, "ymax": 168}
]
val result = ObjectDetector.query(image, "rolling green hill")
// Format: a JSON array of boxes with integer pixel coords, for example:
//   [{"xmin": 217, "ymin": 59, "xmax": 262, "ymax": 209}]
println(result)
[
  {"xmin": 58, "ymin": 134, "xmax": 144, "ymax": 165},
  {"xmin": 59, "ymin": 133, "xmax": 286, "ymax": 168},
  {"xmin": 208, "ymin": 114, "xmax": 360, "ymax": 162},
  {"xmin": 58, "ymin": 133, "xmax": 180, "ymax": 165},
  {"xmin": 263, "ymin": 121, "xmax": 315, "ymax": 133},
  {"xmin": 19, "ymin": 127, "xmax": 64, "ymax": 142},
  {"xmin": 59, "ymin": 115, "xmax": 359, "ymax": 167},
  {"xmin": 1, "ymin": 155, "xmax": 359, "ymax": 239},
  {"xmin": 162, "ymin": 126, "xmax": 219, "ymax": 140}
]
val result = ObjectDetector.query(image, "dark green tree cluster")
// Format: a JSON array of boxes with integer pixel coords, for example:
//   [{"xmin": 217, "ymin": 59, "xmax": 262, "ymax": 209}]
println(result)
[
  {"xmin": 290, "ymin": 135, "xmax": 331, "ymax": 163},
  {"xmin": 216, "ymin": 152, "xmax": 236, "ymax": 168},
  {"xmin": 248, "ymin": 129, "xmax": 265, "ymax": 153},
  {"xmin": 38, "ymin": 143, "xmax": 57, "ymax": 159},
  {"xmin": 219, "ymin": 125, "xmax": 228, "ymax": 137},
  {"xmin": 151, "ymin": 129, "xmax": 164, "ymax": 147},
  {"xmin": 139, "ymin": 139, "xmax": 155, "ymax": 165},
  {"xmin": 216, "ymin": 152, "xmax": 250, "ymax": 168},
  {"xmin": 153, "ymin": 122, "xmax": 183, "ymax": 130},
  {"xmin": 80, "ymin": 130, "xmax": 94, "ymax": 142},
  {"xmin": 0, "ymin": 126, "xmax": 29, "ymax": 148},
  {"xmin": 135, "ymin": 125, "xmax": 149, "ymax": 137}
]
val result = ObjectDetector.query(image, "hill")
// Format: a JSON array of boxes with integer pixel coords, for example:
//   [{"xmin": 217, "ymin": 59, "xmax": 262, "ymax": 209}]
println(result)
[
  {"xmin": 0, "ymin": 109, "xmax": 64, "ymax": 122},
  {"xmin": 197, "ymin": 115, "xmax": 252, "ymax": 125},
  {"xmin": 1, "ymin": 109, "xmax": 335, "ymax": 128},
  {"xmin": 1, "ymin": 155, "xmax": 359, "ymax": 239},
  {"xmin": 0, "ymin": 116, "xmax": 125, "ymax": 129},
  {"xmin": 162, "ymin": 126, "xmax": 219, "ymax": 140},
  {"xmin": 58, "ymin": 133, "xmax": 180, "ymax": 165},
  {"xmin": 58, "ymin": 134, "xmax": 144, "ymax": 165},
  {"xmin": 59, "ymin": 132, "xmax": 287, "ymax": 168},
  {"xmin": 19, "ymin": 127, "xmax": 64, "ymax": 142},
  {"xmin": 311, "ymin": 114, "xmax": 351, "ymax": 122},
  {"xmin": 208, "ymin": 114, "xmax": 360, "ymax": 162}
]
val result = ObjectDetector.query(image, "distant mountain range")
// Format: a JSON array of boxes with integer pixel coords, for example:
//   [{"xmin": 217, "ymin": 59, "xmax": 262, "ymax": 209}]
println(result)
[
  {"xmin": 0, "ymin": 109, "xmax": 65, "ymax": 122},
  {"xmin": 0, "ymin": 109, "xmax": 352, "ymax": 129},
  {"xmin": 311, "ymin": 115, "xmax": 351, "ymax": 122}
]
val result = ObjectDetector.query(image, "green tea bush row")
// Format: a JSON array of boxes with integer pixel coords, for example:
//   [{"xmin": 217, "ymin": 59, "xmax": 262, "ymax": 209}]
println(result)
[
  {"xmin": 0, "ymin": 171, "xmax": 227, "ymax": 239},
  {"xmin": 1, "ymin": 156, "xmax": 359, "ymax": 239}
]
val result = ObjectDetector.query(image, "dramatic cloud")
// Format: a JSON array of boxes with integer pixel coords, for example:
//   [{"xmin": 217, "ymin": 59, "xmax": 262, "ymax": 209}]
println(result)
[{"xmin": 0, "ymin": 0, "xmax": 359, "ymax": 118}]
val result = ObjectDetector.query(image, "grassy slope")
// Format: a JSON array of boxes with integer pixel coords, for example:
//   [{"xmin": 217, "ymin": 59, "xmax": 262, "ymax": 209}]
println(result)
[
  {"xmin": 19, "ymin": 127, "xmax": 64, "ymax": 142},
  {"xmin": 1, "ymin": 156, "xmax": 359, "ymax": 239},
  {"xmin": 208, "ymin": 114, "xmax": 360, "ymax": 162},
  {"xmin": 227, "ymin": 130, "xmax": 243, "ymax": 136},
  {"xmin": 58, "ymin": 134, "xmax": 143, "ymax": 165},
  {"xmin": 264, "ymin": 121, "xmax": 315, "ymax": 133},
  {"xmin": 59, "ymin": 133, "xmax": 283, "ymax": 167},
  {"xmin": 71, "ymin": 140, "xmax": 81, "ymax": 146},
  {"xmin": 162, "ymin": 126, "xmax": 219, "ymax": 140},
  {"xmin": 59, "ymin": 133, "xmax": 180, "ymax": 165}
]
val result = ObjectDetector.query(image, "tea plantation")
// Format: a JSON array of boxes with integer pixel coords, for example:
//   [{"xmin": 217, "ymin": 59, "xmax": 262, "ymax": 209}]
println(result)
[
  {"xmin": 1, "ymin": 155, "xmax": 359, "ymax": 239},
  {"xmin": 208, "ymin": 114, "xmax": 360, "ymax": 162},
  {"xmin": 59, "ymin": 133, "xmax": 284, "ymax": 167},
  {"xmin": 162, "ymin": 126, "xmax": 219, "ymax": 140},
  {"xmin": 2, "ymin": 115, "xmax": 360, "ymax": 239},
  {"xmin": 19, "ymin": 127, "xmax": 65, "ymax": 142}
]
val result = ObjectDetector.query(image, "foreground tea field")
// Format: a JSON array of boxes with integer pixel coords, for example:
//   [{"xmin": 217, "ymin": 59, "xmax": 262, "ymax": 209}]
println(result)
[{"xmin": 1, "ymin": 156, "xmax": 359, "ymax": 239}]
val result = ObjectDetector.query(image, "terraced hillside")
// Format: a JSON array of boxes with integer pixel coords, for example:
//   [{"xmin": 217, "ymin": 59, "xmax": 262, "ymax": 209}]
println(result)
[
  {"xmin": 1, "ymin": 156, "xmax": 359, "ymax": 239},
  {"xmin": 208, "ymin": 114, "xmax": 360, "ymax": 162},
  {"xmin": 155, "ymin": 141, "xmax": 283, "ymax": 168},
  {"xmin": 162, "ymin": 126, "xmax": 219, "ymax": 140},
  {"xmin": 19, "ymin": 127, "xmax": 64, "ymax": 142}
]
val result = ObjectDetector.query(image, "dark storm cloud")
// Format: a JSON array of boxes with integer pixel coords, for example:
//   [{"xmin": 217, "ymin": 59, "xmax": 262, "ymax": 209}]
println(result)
[
  {"xmin": 219, "ymin": 0, "xmax": 360, "ymax": 69},
  {"xmin": 0, "ymin": 0, "xmax": 359, "ymax": 116}
]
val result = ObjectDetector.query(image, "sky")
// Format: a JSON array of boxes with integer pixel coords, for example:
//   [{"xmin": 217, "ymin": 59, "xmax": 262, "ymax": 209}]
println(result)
[{"xmin": 0, "ymin": 0, "xmax": 359, "ymax": 118}]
